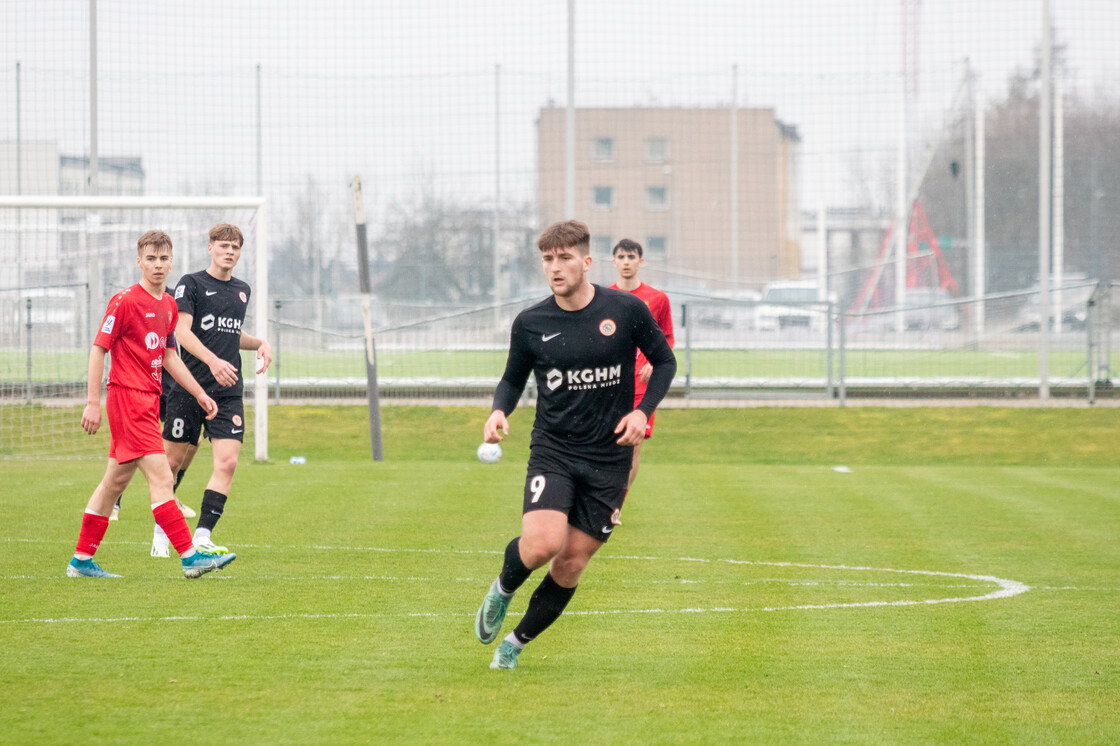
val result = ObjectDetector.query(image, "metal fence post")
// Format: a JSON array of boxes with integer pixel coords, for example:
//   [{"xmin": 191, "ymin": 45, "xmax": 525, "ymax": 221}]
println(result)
[
  {"xmin": 272, "ymin": 299, "xmax": 282, "ymax": 405},
  {"xmin": 25, "ymin": 297, "xmax": 32, "ymax": 404}
]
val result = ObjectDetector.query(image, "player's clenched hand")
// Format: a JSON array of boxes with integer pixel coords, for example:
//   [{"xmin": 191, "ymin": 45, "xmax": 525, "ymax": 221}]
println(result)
[
  {"xmin": 254, "ymin": 341, "xmax": 273, "ymax": 375},
  {"xmin": 614, "ymin": 410, "xmax": 648, "ymax": 446},
  {"xmin": 209, "ymin": 357, "xmax": 239, "ymax": 388},
  {"xmin": 81, "ymin": 403, "xmax": 102, "ymax": 435},
  {"xmin": 484, "ymin": 410, "xmax": 509, "ymax": 443},
  {"xmin": 198, "ymin": 393, "xmax": 219, "ymax": 420}
]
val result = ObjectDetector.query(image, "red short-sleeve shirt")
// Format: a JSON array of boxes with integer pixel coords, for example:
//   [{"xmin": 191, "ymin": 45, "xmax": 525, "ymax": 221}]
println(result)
[{"xmin": 94, "ymin": 284, "xmax": 178, "ymax": 393}]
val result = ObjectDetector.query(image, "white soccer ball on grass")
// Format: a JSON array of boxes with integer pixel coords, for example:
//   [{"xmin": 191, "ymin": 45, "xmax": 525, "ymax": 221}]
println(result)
[{"xmin": 477, "ymin": 442, "xmax": 502, "ymax": 464}]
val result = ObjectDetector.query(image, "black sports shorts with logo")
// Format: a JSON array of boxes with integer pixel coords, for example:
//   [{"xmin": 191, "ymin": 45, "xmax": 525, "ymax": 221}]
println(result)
[
  {"xmin": 522, "ymin": 445, "xmax": 628, "ymax": 543},
  {"xmin": 161, "ymin": 387, "xmax": 246, "ymax": 444}
]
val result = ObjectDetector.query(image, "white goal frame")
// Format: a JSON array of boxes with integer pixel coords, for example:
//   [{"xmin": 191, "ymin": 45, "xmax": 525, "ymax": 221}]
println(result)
[{"xmin": 0, "ymin": 195, "xmax": 270, "ymax": 461}]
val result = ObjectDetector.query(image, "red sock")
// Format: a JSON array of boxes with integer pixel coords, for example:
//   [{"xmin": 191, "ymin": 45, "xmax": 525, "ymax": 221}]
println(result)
[
  {"xmin": 75, "ymin": 512, "xmax": 110, "ymax": 557},
  {"xmin": 152, "ymin": 500, "xmax": 195, "ymax": 556}
]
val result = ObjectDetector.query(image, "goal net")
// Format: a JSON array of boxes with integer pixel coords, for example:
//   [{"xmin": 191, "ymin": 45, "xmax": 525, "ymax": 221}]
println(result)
[{"xmin": 0, "ymin": 196, "xmax": 269, "ymax": 461}]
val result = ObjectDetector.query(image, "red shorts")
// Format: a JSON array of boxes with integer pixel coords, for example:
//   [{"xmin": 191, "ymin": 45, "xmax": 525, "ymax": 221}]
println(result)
[
  {"xmin": 634, "ymin": 387, "xmax": 656, "ymax": 439},
  {"xmin": 106, "ymin": 385, "xmax": 165, "ymax": 464}
]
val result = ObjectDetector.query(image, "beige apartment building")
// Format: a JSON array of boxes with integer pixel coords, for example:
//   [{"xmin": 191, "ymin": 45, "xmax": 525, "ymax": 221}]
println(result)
[{"xmin": 537, "ymin": 107, "xmax": 801, "ymax": 291}]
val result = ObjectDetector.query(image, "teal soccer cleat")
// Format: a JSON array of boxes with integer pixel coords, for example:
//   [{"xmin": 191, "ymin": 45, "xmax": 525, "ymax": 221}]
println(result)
[
  {"xmin": 182, "ymin": 549, "xmax": 236, "ymax": 579},
  {"xmin": 489, "ymin": 640, "xmax": 522, "ymax": 670},
  {"xmin": 475, "ymin": 578, "xmax": 512, "ymax": 644},
  {"xmin": 67, "ymin": 557, "xmax": 121, "ymax": 578}
]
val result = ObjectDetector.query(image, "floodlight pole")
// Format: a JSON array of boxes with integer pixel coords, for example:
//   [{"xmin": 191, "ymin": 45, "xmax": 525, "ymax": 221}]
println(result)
[{"xmin": 352, "ymin": 176, "xmax": 384, "ymax": 461}]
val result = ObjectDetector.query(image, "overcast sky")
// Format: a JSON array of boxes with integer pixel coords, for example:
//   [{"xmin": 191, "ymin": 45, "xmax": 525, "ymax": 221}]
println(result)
[{"xmin": 2, "ymin": 0, "xmax": 1116, "ymax": 218}]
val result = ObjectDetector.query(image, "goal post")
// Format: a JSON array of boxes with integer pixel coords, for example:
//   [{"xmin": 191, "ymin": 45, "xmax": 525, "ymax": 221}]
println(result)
[{"xmin": 0, "ymin": 195, "xmax": 269, "ymax": 461}]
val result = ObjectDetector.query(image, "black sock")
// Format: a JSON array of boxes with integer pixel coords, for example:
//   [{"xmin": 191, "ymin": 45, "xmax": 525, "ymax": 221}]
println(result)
[
  {"xmin": 498, "ymin": 537, "xmax": 532, "ymax": 594},
  {"xmin": 196, "ymin": 490, "xmax": 227, "ymax": 532},
  {"xmin": 512, "ymin": 572, "xmax": 576, "ymax": 645},
  {"xmin": 173, "ymin": 468, "xmax": 188, "ymax": 492}
]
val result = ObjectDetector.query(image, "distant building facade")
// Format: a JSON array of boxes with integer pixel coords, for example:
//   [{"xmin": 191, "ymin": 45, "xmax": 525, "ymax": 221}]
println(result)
[{"xmin": 537, "ymin": 107, "xmax": 801, "ymax": 291}]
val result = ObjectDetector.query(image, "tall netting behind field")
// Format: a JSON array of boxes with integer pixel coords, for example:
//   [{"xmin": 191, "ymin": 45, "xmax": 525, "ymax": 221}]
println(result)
[
  {"xmin": 0, "ymin": 204, "xmax": 262, "ymax": 458},
  {"xmin": 2, "ymin": 1, "xmax": 1118, "ymax": 408}
]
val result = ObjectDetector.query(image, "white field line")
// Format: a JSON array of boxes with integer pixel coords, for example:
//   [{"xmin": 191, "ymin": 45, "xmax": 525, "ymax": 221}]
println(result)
[{"xmin": 1, "ymin": 539, "xmax": 1035, "ymax": 625}]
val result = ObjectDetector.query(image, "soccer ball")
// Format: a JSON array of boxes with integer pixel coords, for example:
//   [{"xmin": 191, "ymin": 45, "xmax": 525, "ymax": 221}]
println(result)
[{"xmin": 477, "ymin": 442, "xmax": 502, "ymax": 464}]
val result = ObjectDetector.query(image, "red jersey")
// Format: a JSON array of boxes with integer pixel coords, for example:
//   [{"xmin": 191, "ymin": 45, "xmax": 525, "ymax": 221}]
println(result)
[
  {"xmin": 608, "ymin": 281, "xmax": 674, "ymax": 380},
  {"xmin": 94, "ymin": 284, "xmax": 179, "ymax": 394}
]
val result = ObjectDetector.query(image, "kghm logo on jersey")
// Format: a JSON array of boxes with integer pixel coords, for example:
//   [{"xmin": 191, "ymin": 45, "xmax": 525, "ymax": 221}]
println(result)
[
  {"xmin": 199, "ymin": 314, "xmax": 243, "ymax": 334},
  {"xmin": 599, "ymin": 319, "xmax": 616, "ymax": 336},
  {"xmin": 545, "ymin": 365, "xmax": 623, "ymax": 392}
]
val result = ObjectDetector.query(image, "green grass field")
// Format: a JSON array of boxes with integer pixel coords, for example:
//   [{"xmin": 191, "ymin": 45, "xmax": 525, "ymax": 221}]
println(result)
[{"xmin": 2, "ymin": 406, "xmax": 1119, "ymax": 744}]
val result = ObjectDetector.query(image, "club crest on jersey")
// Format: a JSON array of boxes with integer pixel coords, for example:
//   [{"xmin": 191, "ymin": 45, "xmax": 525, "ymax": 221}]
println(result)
[
  {"xmin": 232, "ymin": 414, "xmax": 243, "ymax": 427},
  {"xmin": 599, "ymin": 319, "xmax": 616, "ymax": 336},
  {"xmin": 239, "ymin": 291, "xmax": 248, "ymax": 303}
]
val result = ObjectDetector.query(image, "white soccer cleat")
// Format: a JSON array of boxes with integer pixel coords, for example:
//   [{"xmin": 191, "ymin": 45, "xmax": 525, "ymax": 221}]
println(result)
[
  {"xmin": 150, "ymin": 532, "xmax": 170, "ymax": 558},
  {"xmin": 194, "ymin": 538, "xmax": 230, "ymax": 555},
  {"xmin": 109, "ymin": 504, "xmax": 120, "ymax": 521},
  {"xmin": 176, "ymin": 499, "xmax": 197, "ymax": 518}
]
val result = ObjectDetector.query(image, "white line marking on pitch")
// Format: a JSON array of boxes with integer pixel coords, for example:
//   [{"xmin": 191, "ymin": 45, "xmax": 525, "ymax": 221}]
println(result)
[{"xmin": 0, "ymin": 542, "xmax": 1031, "ymax": 625}]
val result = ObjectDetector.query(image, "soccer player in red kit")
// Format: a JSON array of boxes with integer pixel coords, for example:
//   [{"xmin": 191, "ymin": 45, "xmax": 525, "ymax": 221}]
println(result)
[
  {"xmin": 608, "ymin": 238, "xmax": 675, "ymax": 522},
  {"xmin": 67, "ymin": 230, "xmax": 237, "ymax": 579}
]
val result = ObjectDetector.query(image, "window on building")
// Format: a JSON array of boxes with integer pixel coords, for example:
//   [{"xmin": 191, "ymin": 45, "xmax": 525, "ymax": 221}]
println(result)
[
  {"xmin": 646, "ymin": 186, "xmax": 669, "ymax": 211},
  {"xmin": 591, "ymin": 137, "xmax": 615, "ymax": 162},
  {"xmin": 591, "ymin": 235, "xmax": 613, "ymax": 258},
  {"xmin": 645, "ymin": 236, "xmax": 667, "ymax": 260},
  {"xmin": 592, "ymin": 186, "xmax": 614, "ymax": 211},
  {"xmin": 645, "ymin": 137, "xmax": 669, "ymax": 163}
]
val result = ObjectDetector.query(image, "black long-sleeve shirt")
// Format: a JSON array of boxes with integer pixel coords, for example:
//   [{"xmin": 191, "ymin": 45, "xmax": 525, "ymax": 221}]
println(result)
[{"xmin": 492, "ymin": 285, "xmax": 676, "ymax": 470}]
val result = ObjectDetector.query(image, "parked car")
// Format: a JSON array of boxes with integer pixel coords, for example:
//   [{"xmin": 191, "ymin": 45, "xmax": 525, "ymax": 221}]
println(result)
[
  {"xmin": 901, "ymin": 287, "xmax": 960, "ymax": 331},
  {"xmin": 754, "ymin": 280, "xmax": 826, "ymax": 331},
  {"xmin": 1013, "ymin": 281, "xmax": 1095, "ymax": 332}
]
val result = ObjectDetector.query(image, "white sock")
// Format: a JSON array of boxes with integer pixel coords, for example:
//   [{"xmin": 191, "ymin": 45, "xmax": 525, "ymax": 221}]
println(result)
[
  {"xmin": 503, "ymin": 632, "xmax": 524, "ymax": 649},
  {"xmin": 152, "ymin": 524, "xmax": 167, "ymax": 540},
  {"xmin": 193, "ymin": 527, "xmax": 211, "ymax": 542}
]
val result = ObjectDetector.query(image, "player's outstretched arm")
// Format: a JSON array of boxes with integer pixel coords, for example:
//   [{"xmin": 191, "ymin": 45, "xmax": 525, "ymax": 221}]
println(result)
[
  {"xmin": 175, "ymin": 311, "xmax": 238, "ymax": 387},
  {"xmin": 614, "ymin": 410, "xmax": 648, "ymax": 446},
  {"xmin": 164, "ymin": 349, "xmax": 218, "ymax": 420},
  {"xmin": 81, "ymin": 345, "xmax": 109, "ymax": 435},
  {"xmin": 240, "ymin": 332, "xmax": 272, "ymax": 375},
  {"xmin": 484, "ymin": 410, "xmax": 510, "ymax": 444}
]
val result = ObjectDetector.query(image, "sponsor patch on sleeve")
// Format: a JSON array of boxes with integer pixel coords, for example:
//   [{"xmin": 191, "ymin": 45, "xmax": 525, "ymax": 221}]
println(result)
[
  {"xmin": 175, "ymin": 284, "xmax": 186, "ymax": 299},
  {"xmin": 101, "ymin": 316, "xmax": 116, "ymax": 334}
]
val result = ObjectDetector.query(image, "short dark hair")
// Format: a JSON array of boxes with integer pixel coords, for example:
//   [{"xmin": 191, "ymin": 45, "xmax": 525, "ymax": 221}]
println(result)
[
  {"xmin": 137, "ymin": 230, "xmax": 172, "ymax": 256},
  {"xmin": 613, "ymin": 238, "xmax": 643, "ymax": 258},
  {"xmin": 538, "ymin": 220, "xmax": 591, "ymax": 256},
  {"xmin": 209, "ymin": 223, "xmax": 244, "ymax": 247}
]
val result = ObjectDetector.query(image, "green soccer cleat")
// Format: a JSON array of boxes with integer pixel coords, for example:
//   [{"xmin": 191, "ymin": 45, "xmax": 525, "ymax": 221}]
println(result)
[
  {"xmin": 475, "ymin": 578, "xmax": 512, "ymax": 644},
  {"xmin": 489, "ymin": 640, "xmax": 522, "ymax": 670},
  {"xmin": 193, "ymin": 538, "xmax": 230, "ymax": 555},
  {"xmin": 67, "ymin": 557, "xmax": 121, "ymax": 578},
  {"xmin": 182, "ymin": 549, "xmax": 236, "ymax": 579}
]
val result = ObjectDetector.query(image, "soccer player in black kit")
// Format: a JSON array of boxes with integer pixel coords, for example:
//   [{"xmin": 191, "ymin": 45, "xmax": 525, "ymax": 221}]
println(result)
[
  {"xmin": 475, "ymin": 219, "xmax": 676, "ymax": 670},
  {"xmin": 150, "ymin": 223, "xmax": 271, "ymax": 557}
]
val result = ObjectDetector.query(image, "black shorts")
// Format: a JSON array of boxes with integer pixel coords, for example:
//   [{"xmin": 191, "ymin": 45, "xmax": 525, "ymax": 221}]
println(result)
[
  {"xmin": 523, "ymin": 447, "xmax": 629, "ymax": 543},
  {"xmin": 161, "ymin": 388, "xmax": 246, "ymax": 444}
]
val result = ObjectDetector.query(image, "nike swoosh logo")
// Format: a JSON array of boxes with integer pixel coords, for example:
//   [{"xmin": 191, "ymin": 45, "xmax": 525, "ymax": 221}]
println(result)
[
  {"xmin": 206, "ymin": 290, "xmax": 218, "ymax": 296},
  {"xmin": 230, "ymin": 428, "xmax": 243, "ymax": 433},
  {"xmin": 542, "ymin": 332, "xmax": 561, "ymax": 342},
  {"xmin": 600, "ymin": 525, "xmax": 614, "ymax": 534}
]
